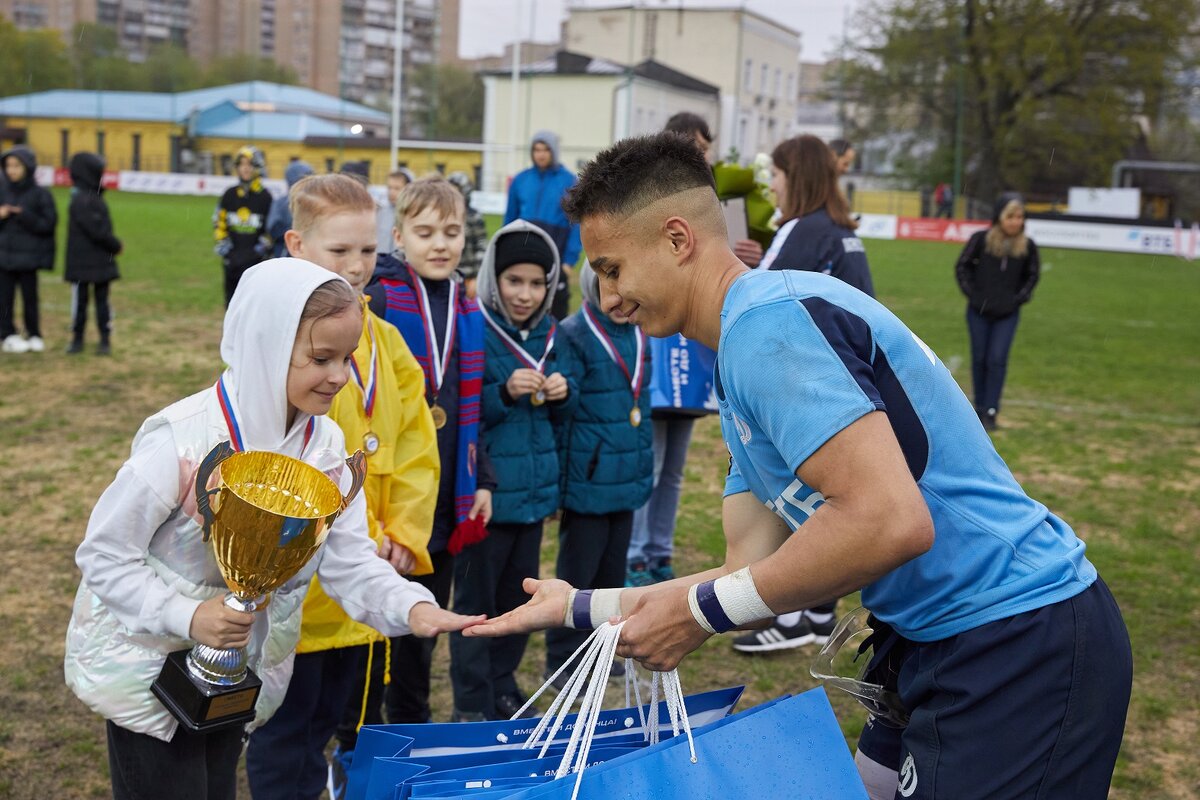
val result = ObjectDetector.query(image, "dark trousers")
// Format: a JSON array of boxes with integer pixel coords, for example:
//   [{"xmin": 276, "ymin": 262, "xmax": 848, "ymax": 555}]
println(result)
[
  {"xmin": 71, "ymin": 280, "xmax": 112, "ymax": 341},
  {"xmin": 449, "ymin": 521, "xmax": 543, "ymax": 715},
  {"xmin": 966, "ymin": 305, "xmax": 1021, "ymax": 413},
  {"xmin": 858, "ymin": 578, "xmax": 1131, "ymax": 798},
  {"xmin": 0, "ymin": 270, "xmax": 40, "ymax": 338},
  {"xmin": 546, "ymin": 510, "xmax": 633, "ymax": 672},
  {"xmin": 106, "ymin": 719, "xmax": 243, "ymax": 800},
  {"xmin": 223, "ymin": 258, "xmax": 259, "ymax": 307},
  {"xmin": 335, "ymin": 548, "xmax": 454, "ymax": 750},
  {"xmin": 245, "ymin": 647, "xmax": 364, "ymax": 800}
]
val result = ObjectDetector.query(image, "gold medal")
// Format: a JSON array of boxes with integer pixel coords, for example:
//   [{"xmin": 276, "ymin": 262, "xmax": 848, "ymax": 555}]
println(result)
[
  {"xmin": 430, "ymin": 404, "xmax": 448, "ymax": 429},
  {"xmin": 530, "ymin": 390, "xmax": 546, "ymax": 407},
  {"xmin": 363, "ymin": 431, "xmax": 380, "ymax": 455},
  {"xmin": 630, "ymin": 407, "xmax": 642, "ymax": 427}
]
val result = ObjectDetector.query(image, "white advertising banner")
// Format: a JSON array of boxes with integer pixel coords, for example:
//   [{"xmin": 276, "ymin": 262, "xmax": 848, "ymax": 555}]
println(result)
[
  {"xmin": 116, "ymin": 171, "xmax": 288, "ymax": 197},
  {"xmin": 1067, "ymin": 187, "xmax": 1141, "ymax": 219},
  {"xmin": 1023, "ymin": 218, "xmax": 1179, "ymax": 255},
  {"xmin": 856, "ymin": 213, "xmax": 899, "ymax": 241}
]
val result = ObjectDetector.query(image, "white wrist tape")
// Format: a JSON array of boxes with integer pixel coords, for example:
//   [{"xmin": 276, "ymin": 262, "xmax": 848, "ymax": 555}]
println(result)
[
  {"xmin": 564, "ymin": 587, "xmax": 624, "ymax": 629},
  {"xmin": 687, "ymin": 566, "xmax": 775, "ymax": 634}
]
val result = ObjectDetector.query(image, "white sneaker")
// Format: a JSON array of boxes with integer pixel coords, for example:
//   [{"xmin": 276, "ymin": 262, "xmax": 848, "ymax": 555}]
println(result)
[
  {"xmin": 26, "ymin": 336, "xmax": 44, "ymax": 352},
  {"xmin": 2, "ymin": 334, "xmax": 29, "ymax": 353}
]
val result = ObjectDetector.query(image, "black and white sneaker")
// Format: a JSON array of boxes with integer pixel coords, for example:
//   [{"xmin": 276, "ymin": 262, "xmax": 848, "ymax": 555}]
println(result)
[{"xmin": 730, "ymin": 615, "xmax": 833, "ymax": 653}]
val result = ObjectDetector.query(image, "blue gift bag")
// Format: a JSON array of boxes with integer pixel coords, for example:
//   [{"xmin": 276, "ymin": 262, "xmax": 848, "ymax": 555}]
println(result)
[
  {"xmin": 347, "ymin": 686, "xmax": 744, "ymax": 800},
  {"xmin": 493, "ymin": 688, "xmax": 866, "ymax": 800},
  {"xmin": 647, "ymin": 335, "xmax": 718, "ymax": 415}
]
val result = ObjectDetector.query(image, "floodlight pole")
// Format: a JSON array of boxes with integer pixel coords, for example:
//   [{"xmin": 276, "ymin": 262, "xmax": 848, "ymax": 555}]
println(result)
[
  {"xmin": 508, "ymin": 2, "xmax": 521, "ymax": 180},
  {"xmin": 952, "ymin": 12, "xmax": 965, "ymax": 219},
  {"xmin": 391, "ymin": 0, "xmax": 405, "ymax": 172}
]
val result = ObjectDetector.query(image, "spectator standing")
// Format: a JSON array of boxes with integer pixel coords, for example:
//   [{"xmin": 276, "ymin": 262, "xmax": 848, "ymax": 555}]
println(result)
[
  {"xmin": 64, "ymin": 152, "xmax": 122, "ymax": 355},
  {"xmin": 934, "ymin": 182, "xmax": 955, "ymax": 218},
  {"xmin": 213, "ymin": 145, "xmax": 272, "ymax": 305},
  {"xmin": 380, "ymin": 168, "xmax": 414, "ymax": 258},
  {"xmin": 0, "ymin": 145, "xmax": 57, "ymax": 353},
  {"xmin": 955, "ymin": 192, "xmax": 1040, "ymax": 431},
  {"xmin": 504, "ymin": 131, "xmax": 580, "ymax": 319}
]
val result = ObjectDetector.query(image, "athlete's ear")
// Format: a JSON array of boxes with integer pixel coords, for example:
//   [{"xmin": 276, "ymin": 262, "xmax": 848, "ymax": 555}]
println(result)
[{"xmin": 663, "ymin": 216, "xmax": 695, "ymax": 263}]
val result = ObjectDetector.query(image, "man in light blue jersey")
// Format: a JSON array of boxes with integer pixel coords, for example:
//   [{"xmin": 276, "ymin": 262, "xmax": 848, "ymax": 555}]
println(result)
[{"xmin": 463, "ymin": 133, "xmax": 1131, "ymax": 800}]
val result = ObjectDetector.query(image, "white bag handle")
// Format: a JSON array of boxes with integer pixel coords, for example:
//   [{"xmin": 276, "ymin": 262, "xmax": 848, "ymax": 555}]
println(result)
[{"xmin": 513, "ymin": 622, "xmax": 698, "ymax": 800}]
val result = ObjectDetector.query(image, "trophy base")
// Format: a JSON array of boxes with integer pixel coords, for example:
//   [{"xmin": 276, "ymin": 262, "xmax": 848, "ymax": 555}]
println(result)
[{"xmin": 151, "ymin": 650, "xmax": 262, "ymax": 733}]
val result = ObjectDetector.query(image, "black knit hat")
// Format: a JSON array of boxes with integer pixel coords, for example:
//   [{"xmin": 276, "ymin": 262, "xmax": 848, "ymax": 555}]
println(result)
[{"xmin": 494, "ymin": 230, "xmax": 557, "ymax": 275}]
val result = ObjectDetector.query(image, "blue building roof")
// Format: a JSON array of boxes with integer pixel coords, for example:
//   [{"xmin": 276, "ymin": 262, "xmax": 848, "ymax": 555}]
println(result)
[{"xmin": 0, "ymin": 81, "xmax": 388, "ymax": 141}]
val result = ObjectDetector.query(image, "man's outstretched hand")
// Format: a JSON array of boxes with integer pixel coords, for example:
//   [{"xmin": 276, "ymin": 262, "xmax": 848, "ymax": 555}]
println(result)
[{"xmin": 462, "ymin": 578, "xmax": 573, "ymax": 636}]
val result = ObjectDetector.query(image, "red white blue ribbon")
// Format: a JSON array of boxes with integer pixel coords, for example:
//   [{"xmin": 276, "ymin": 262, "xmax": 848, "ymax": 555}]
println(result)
[
  {"xmin": 217, "ymin": 374, "xmax": 314, "ymax": 455},
  {"xmin": 408, "ymin": 265, "xmax": 459, "ymax": 401},
  {"xmin": 348, "ymin": 311, "xmax": 379, "ymax": 419},
  {"xmin": 479, "ymin": 302, "xmax": 556, "ymax": 373},
  {"xmin": 581, "ymin": 303, "xmax": 646, "ymax": 402}
]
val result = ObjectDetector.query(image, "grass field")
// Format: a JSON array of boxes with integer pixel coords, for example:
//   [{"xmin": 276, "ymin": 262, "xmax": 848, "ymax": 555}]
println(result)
[{"xmin": 0, "ymin": 190, "xmax": 1197, "ymax": 798}]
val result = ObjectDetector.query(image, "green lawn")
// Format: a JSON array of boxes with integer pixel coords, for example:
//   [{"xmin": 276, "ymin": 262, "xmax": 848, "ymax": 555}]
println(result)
[{"xmin": 0, "ymin": 191, "xmax": 1195, "ymax": 798}]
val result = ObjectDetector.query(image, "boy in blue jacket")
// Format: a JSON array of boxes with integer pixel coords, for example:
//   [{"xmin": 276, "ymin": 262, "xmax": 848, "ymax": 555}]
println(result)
[
  {"xmin": 545, "ymin": 262, "xmax": 653, "ymax": 679},
  {"xmin": 503, "ymin": 131, "xmax": 580, "ymax": 320},
  {"xmin": 451, "ymin": 220, "xmax": 577, "ymax": 720}
]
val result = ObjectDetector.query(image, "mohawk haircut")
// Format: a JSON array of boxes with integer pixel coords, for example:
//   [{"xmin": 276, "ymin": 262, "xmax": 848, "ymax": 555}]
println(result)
[{"xmin": 562, "ymin": 133, "xmax": 716, "ymax": 223}]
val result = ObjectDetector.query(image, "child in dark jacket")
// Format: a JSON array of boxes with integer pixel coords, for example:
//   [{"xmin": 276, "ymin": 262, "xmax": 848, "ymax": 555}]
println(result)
[
  {"xmin": 452, "ymin": 220, "xmax": 577, "ymax": 721},
  {"xmin": 545, "ymin": 261, "xmax": 653, "ymax": 676},
  {"xmin": 213, "ymin": 145, "xmax": 272, "ymax": 306},
  {"xmin": 0, "ymin": 145, "xmax": 57, "ymax": 353},
  {"xmin": 65, "ymin": 153, "xmax": 122, "ymax": 355}
]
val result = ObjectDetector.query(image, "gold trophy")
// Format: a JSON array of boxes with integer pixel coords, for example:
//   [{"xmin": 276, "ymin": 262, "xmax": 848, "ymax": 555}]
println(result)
[{"xmin": 151, "ymin": 441, "xmax": 366, "ymax": 732}]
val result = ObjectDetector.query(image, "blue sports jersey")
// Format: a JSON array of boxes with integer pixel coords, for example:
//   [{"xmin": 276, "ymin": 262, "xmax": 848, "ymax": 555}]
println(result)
[{"xmin": 717, "ymin": 269, "xmax": 1095, "ymax": 641}]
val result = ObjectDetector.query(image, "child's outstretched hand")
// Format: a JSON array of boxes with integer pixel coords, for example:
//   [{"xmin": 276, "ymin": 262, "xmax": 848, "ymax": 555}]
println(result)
[
  {"xmin": 461, "ymin": 578, "xmax": 572, "ymax": 637},
  {"xmin": 407, "ymin": 603, "xmax": 486, "ymax": 638},
  {"xmin": 190, "ymin": 596, "xmax": 255, "ymax": 649},
  {"xmin": 542, "ymin": 372, "xmax": 568, "ymax": 401}
]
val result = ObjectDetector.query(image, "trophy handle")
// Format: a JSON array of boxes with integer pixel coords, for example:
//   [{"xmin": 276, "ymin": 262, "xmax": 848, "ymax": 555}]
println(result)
[
  {"xmin": 340, "ymin": 450, "xmax": 368, "ymax": 512},
  {"xmin": 195, "ymin": 441, "xmax": 236, "ymax": 542}
]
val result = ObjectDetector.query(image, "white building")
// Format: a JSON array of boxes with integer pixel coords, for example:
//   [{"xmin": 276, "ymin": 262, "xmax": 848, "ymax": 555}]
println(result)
[
  {"xmin": 480, "ymin": 50, "xmax": 719, "ymax": 193},
  {"xmin": 563, "ymin": 3, "xmax": 801, "ymax": 162}
]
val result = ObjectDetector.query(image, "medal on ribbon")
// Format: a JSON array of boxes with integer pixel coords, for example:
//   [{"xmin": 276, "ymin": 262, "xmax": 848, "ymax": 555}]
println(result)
[
  {"xmin": 582, "ymin": 304, "xmax": 646, "ymax": 427},
  {"xmin": 479, "ymin": 303, "xmax": 557, "ymax": 407},
  {"xmin": 348, "ymin": 313, "xmax": 381, "ymax": 454},
  {"xmin": 217, "ymin": 374, "xmax": 315, "ymax": 454},
  {"xmin": 410, "ymin": 266, "xmax": 458, "ymax": 430}
]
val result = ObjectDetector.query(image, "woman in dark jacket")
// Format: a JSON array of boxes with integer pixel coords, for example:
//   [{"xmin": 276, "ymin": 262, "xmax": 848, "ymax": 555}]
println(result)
[
  {"xmin": 0, "ymin": 145, "xmax": 57, "ymax": 353},
  {"xmin": 65, "ymin": 152, "xmax": 122, "ymax": 354},
  {"xmin": 758, "ymin": 134, "xmax": 875, "ymax": 297},
  {"xmin": 955, "ymin": 192, "xmax": 1041, "ymax": 430}
]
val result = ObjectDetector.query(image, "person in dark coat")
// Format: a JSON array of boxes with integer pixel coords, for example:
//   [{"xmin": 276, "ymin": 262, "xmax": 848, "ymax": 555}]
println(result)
[
  {"xmin": 0, "ymin": 145, "xmax": 58, "ymax": 353},
  {"xmin": 955, "ymin": 192, "xmax": 1041, "ymax": 431},
  {"xmin": 64, "ymin": 152, "xmax": 122, "ymax": 355},
  {"xmin": 212, "ymin": 145, "xmax": 271, "ymax": 306}
]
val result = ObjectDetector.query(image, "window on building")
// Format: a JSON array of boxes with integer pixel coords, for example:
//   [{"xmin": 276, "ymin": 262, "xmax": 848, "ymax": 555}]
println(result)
[
  {"xmin": 325, "ymin": 157, "xmax": 336, "ymax": 173},
  {"xmin": 787, "ymin": 73, "xmax": 794, "ymax": 101},
  {"xmin": 221, "ymin": 154, "xmax": 234, "ymax": 175},
  {"xmin": 96, "ymin": 130, "xmax": 106, "ymax": 158},
  {"xmin": 743, "ymin": 59, "xmax": 753, "ymax": 92},
  {"xmin": 774, "ymin": 68, "xmax": 782, "ymax": 98},
  {"xmin": 60, "ymin": 129, "xmax": 70, "ymax": 168},
  {"xmin": 131, "ymin": 133, "xmax": 142, "ymax": 171},
  {"xmin": 435, "ymin": 163, "xmax": 446, "ymax": 174},
  {"xmin": 760, "ymin": 64, "xmax": 768, "ymax": 93}
]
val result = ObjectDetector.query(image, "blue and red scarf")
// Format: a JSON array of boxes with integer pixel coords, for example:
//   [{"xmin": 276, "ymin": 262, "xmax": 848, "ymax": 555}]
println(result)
[{"xmin": 378, "ymin": 268, "xmax": 486, "ymax": 554}]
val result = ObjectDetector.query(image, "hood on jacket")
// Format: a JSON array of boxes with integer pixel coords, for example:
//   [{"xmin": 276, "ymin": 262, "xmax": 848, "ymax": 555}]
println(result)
[
  {"xmin": 372, "ymin": 251, "xmax": 409, "ymax": 283},
  {"xmin": 579, "ymin": 260, "xmax": 602, "ymax": 311},
  {"xmin": 992, "ymin": 192, "xmax": 1024, "ymax": 225},
  {"xmin": 220, "ymin": 258, "xmax": 354, "ymax": 452},
  {"xmin": 2, "ymin": 145, "xmax": 37, "ymax": 189},
  {"xmin": 530, "ymin": 130, "xmax": 561, "ymax": 169},
  {"xmin": 477, "ymin": 220, "xmax": 561, "ymax": 330},
  {"xmin": 285, "ymin": 160, "xmax": 315, "ymax": 187},
  {"xmin": 69, "ymin": 152, "xmax": 106, "ymax": 193}
]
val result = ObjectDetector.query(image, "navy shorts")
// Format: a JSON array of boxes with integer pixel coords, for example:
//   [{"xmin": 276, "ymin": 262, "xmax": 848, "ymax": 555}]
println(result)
[{"xmin": 856, "ymin": 577, "xmax": 1131, "ymax": 799}]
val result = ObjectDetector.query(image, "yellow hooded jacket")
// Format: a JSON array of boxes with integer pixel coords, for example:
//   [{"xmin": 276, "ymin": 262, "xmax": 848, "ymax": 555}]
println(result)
[{"xmin": 297, "ymin": 299, "xmax": 440, "ymax": 653}]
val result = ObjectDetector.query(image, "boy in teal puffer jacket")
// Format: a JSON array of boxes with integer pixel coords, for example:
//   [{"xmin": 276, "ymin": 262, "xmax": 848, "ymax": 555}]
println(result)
[
  {"xmin": 449, "ymin": 220, "xmax": 578, "ymax": 721},
  {"xmin": 544, "ymin": 262, "xmax": 653, "ymax": 677}
]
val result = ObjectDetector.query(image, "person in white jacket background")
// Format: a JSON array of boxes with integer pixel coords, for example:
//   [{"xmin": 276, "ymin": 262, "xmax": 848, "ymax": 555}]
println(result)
[{"xmin": 64, "ymin": 258, "xmax": 482, "ymax": 800}]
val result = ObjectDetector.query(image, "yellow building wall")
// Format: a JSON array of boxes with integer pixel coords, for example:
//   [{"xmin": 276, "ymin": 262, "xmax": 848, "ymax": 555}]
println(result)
[
  {"xmin": 6, "ymin": 117, "xmax": 179, "ymax": 171},
  {"xmin": 196, "ymin": 137, "xmax": 481, "ymax": 184},
  {"xmin": 0, "ymin": 116, "xmax": 481, "ymax": 185}
]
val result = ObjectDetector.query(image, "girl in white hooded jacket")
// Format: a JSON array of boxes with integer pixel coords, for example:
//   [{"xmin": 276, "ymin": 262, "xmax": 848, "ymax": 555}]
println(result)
[{"xmin": 64, "ymin": 258, "xmax": 482, "ymax": 800}]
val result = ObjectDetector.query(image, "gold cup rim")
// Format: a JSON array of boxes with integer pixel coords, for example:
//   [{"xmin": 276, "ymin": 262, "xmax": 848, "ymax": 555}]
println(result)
[{"xmin": 217, "ymin": 450, "xmax": 342, "ymax": 520}]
